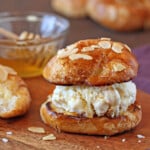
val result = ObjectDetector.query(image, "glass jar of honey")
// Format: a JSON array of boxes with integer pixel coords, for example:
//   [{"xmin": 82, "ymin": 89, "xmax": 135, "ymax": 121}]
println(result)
[{"xmin": 0, "ymin": 12, "xmax": 69, "ymax": 77}]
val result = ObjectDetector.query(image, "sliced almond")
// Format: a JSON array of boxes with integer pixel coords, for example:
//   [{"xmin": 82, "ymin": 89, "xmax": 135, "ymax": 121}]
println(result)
[
  {"xmin": 69, "ymin": 53, "xmax": 93, "ymax": 60},
  {"xmin": 35, "ymin": 34, "xmax": 40, "ymax": 39},
  {"xmin": 100, "ymin": 37, "xmax": 111, "ymax": 41},
  {"xmin": 57, "ymin": 48, "xmax": 78, "ymax": 58},
  {"xmin": 19, "ymin": 31, "xmax": 28, "ymax": 40},
  {"xmin": 27, "ymin": 127, "xmax": 45, "ymax": 133},
  {"xmin": 57, "ymin": 48, "xmax": 65, "ymax": 54},
  {"xmin": 66, "ymin": 44, "xmax": 77, "ymax": 50},
  {"xmin": 19, "ymin": 31, "xmax": 39, "ymax": 40},
  {"xmin": 0, "ymin": 66, "xmax": 8, "ymax": 82},
  {"xmin": 42, "ymin": 134, "xmax": 56, "ymax": 141},
  {"xmin": 91, "ymin": 45, "xmax": 100, "ymax": 49},
  {"xmin": 27, "ymin": 33, "xmax": 34, "ymax": 40},
  {"xmin": 2, "ymin": 65, "xmax": 17, "ymax": 75},
  {"xmin": 81, "ymin": 46, "xmax": 95, "ymax": 52},
  {"xmin": 124, "ymin": 44, "xmax": 131, "ymax": 52},
  {"xmin": 98, "ymin": 41, "xmax": 111, "ymax": 49},
  {"xmin": 112, "ymin": 42, "xmax": 123, "ymax": 53},
  {"xmin": 111, "ymin": 62, "xmax": 126, "ymax": 72}
]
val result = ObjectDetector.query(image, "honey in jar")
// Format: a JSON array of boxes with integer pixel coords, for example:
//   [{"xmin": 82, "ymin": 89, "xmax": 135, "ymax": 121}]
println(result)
[{"xmin": 0, "ymin": 42, "xmax": 57, "ymax": 78}]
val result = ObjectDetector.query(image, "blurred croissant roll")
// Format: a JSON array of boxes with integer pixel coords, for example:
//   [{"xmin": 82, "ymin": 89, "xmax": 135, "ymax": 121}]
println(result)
[
  {"xmin": 51, "ymin": 0, "xmax": 150, "ymax": 31},
  {"xmin": 51, "ymin": 0, "xmax": 87, "ymax": 18}
]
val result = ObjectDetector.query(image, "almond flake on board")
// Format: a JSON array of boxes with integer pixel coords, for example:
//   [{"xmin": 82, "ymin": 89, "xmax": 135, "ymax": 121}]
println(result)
[
  {"xmin": 2, "ymin": 138, "xmax": 8, "ymax": 143},
  {"xmin": 27, "ymin": 127, "xmax": 45, "ymax": 133},
  {"xmin": 42, "ymin": 134, "xmax": 56, "ymax": 141},
  {"xmin": 137, "ymin": 134, "xmax": 145, "ymax": 139}
]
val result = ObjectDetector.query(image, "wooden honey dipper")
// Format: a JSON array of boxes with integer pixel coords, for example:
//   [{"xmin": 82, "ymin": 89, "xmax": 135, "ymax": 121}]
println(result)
[{"xmin": 0, "ymin": 27, "xmax": 40, "ymax": 40}]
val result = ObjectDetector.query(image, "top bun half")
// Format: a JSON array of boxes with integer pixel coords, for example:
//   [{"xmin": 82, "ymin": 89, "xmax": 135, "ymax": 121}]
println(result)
[{"xmin": 43, "ymin": 38, "xmax": 138, "ymax": 86}]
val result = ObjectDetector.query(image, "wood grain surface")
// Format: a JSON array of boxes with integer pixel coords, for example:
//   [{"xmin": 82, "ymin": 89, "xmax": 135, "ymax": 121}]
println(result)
[{"xmin": 0, "ymin": 76, "xmax": 150, "ymax": 150}]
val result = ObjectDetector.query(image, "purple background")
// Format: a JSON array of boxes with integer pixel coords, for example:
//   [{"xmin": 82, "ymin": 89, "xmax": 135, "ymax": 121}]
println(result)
[{"xmin": 133, "ymin": 45, "xmax": 150, "ymax": 94}]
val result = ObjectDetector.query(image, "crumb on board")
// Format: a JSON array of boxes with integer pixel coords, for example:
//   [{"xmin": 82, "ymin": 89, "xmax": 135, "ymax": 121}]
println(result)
[
  {"xmin": 6, "ymin": 131, "xmax": 12, "ymax": 135},
  {"xmin": 96, "ymin": 145, "xmax": 100, "ymax": 149},
  {"xmin": 122, "ymin": 138, "xmax": 126, "ymax": 142},
  {"xmin": 138, "ymin": 140, "xmax": 142, "ymax": 143},
  {"xmin": 104, "ymin": 135, "xmax": 109, "ymax": 140}
]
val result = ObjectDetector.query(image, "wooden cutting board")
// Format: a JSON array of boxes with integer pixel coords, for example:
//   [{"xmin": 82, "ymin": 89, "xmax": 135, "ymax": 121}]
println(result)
[{"xmin": 0, "ymin": 76, "xmax": 150, "ymax": 150}]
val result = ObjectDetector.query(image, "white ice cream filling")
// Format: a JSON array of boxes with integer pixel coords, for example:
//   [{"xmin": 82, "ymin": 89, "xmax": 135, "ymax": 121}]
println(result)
[{"xmin": 48, "ymin": 81, "xmax": 136, "ymax": 118}]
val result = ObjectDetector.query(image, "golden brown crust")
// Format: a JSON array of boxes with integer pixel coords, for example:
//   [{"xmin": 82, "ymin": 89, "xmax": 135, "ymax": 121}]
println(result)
[
  {"xmin": 43, "ymin": 39, "xmax": 138, "ymax": 86},
  {"xmin": 87, "ymin": 0, "xmax": 149, "ymax": 31},
  {"xmin": 40, "ymin": 100, "xmax": 142, "ymax": 135},
  {"xmin": 0, "ymin": 74, "xmax": 31, "ymax": 118},
  {"xmin": 51, "ymin": 0, "xmax": 87, "ymax": 18}
]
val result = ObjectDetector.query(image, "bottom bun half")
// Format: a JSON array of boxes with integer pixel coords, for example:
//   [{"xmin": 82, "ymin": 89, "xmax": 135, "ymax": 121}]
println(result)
[{"xmin": 40, "ymin": 101, "xmax": 142, "ymax": 136}]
